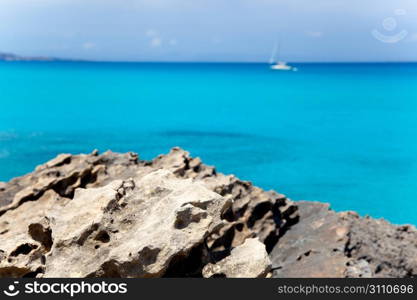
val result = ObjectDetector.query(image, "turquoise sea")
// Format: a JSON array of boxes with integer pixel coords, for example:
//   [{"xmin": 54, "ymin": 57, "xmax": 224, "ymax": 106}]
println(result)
[{"xmin": 1, "ymin": 62, "xmax": 417, "ymax": 225}]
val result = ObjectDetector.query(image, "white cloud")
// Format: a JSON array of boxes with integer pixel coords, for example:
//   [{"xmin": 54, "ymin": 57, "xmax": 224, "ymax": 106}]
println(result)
[
  {"xmin": 306, "ymin": 31, "xmax": 323, "ymax": 38},
  {"xmin": 150, "ymin": 37, "xmax": 162, "ymax": 47},
  {"xmin": 82, "ymin": 42, "xmax": 96, "ymax": 50}
]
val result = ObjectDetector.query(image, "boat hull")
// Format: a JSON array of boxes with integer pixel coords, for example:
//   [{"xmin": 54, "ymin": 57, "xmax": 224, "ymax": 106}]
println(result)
[{"xmin": 270, "ymin": 64, "xmax": 293, "ymax": 71}]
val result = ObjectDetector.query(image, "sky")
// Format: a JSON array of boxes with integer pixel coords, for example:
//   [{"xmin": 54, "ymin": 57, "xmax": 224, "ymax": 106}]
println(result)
[{"xmin": 0, "ymin": 0, "xmax": 417, "ymax": 62}]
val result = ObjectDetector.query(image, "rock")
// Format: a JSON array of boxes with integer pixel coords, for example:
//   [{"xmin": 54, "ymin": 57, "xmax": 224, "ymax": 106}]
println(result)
[
  {"xmin": 0, "ymin": 147, "xmax": 416, "ymax": 278},
  {"xmin": 345, "ymin": 259, "xmax": 372, "ymax": 278},
  {"xmin": 44, "ymin": 153, "xmax": 72, "ymax": 169},
  {"xmin": 44, "ymin": 170, "xmax": 230, "ymax": 277},
  {"xmin": 2, "ymin": 148, "xmax": 294, "ymax": 278},
  {"xmin": 202, "ymin": 238, "xmax": 271, "ymax": 278},
  {"xmin": 150, "ymin": 148, "xmax": 299, "ymax": 252},
  {"xmin": 0, "ymin": 151, "xmax": 141, "ymax": 215},
  {"xmin": 0, "ymin": 190, "xmax": 68, "ymax": 277},
  {"xmin": 270, "ymin": 201, "xmax": 417, "ymax": 278},
  {"xmin": 344, "ymin": 214, "xmax": 417, "ymax": 277},
  {"xmin": 270, "ymin": 201, "xmax": 350, "ymax": 277}
]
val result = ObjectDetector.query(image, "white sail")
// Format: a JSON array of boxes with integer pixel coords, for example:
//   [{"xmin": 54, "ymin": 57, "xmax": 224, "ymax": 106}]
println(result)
[{"xmin": 269, "ymin": 42, "xmax": 278, "ymax": 64}]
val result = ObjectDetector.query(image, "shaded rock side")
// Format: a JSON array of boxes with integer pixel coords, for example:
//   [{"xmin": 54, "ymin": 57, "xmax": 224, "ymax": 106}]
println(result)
[
  {"xmin": 345, "ymin": 212, "xmax": 417, "ymax": 277},
  {"xmin": 270, "ymin": 201, "xmax": 417, "ymax": 278}
]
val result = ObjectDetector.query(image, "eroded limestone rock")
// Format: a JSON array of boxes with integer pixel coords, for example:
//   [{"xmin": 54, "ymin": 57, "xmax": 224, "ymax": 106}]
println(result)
[
  {"xmin": 202, "ymin": 238, "xmax": 271, "ymax": 278},
  {"xmin": 0, "ymin": 190, "xmax": 67, "ymax": 277},
  {"xmin": 150, "ymin": 148, "xmax": 299, "ymax": 252},
  {"xmin": 45, "ymin": 170, "xmax": 230, "ymax": 277},
  {"xmin": 0, "ymin": 150, "xmax": 141, "ymax": 215},
  {"xmin": 2, "ymin": 148, "xmax": 294, "ymax": 278}
]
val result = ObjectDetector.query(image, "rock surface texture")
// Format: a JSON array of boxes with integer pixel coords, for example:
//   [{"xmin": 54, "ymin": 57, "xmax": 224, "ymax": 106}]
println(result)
[
  {"xmin": 202, "ymin": 238, "xmax": 271, "ymax": 278},
  {"xmin": 0, "ymin": 148, "xmax": 415, "ymax": 278},
  {"xmin": 270, "ymin": 201, "xmax": 417, "ymax": 277}
]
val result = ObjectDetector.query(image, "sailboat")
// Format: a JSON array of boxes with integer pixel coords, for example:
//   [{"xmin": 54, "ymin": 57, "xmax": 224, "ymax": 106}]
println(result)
[{"xmin": 269, "ymin": 42, "xmax": 296, "ymax": 71}]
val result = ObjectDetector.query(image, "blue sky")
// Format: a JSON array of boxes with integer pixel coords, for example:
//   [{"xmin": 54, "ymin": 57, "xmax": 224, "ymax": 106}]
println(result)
[{"xmin": 1, "ymin": 0, "xmax": 417, "ymax": 62}]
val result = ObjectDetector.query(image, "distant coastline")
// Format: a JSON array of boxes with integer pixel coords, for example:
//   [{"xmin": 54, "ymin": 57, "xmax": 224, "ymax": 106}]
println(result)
[
  {"xmin": 0, "ymin": 51, "xmax": 75, "ymax": 62},
  {"xmin": 1, "ymin": 52, "xmax": 416, "ymax": 64}
]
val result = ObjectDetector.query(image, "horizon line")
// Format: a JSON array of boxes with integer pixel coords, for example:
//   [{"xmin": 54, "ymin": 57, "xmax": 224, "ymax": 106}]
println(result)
[
  {"xmin": 2, "ymin": 59, "xmax": 417, "ymax": 64},
  {"xmin": 2, "ymin": 51, "xmax": 416, "ymax": 64}
]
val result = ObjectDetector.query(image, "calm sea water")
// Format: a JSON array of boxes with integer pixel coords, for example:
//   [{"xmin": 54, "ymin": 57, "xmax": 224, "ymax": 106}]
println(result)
[{"xmin": 1, "ymin": 61, "xmax": 417, "ymax": 224}]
